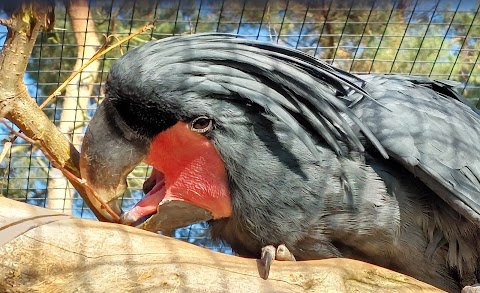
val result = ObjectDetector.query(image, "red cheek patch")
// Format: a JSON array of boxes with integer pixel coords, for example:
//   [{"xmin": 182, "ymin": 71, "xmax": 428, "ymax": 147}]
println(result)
[{"xmin": 145, "ymin": 122, "xmax": 232, "ymax": 219}]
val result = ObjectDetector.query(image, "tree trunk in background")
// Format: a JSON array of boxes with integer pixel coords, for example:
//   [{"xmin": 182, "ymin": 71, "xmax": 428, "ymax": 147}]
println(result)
[{"xmin": 46, "ymin": 0, "xmax": 101, "ymax": 214}]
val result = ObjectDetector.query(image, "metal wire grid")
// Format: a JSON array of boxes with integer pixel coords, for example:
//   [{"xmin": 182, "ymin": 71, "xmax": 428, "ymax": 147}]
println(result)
[{"xmin": 1, "ymin": 0, "xmax": 479, "ymax": 253}]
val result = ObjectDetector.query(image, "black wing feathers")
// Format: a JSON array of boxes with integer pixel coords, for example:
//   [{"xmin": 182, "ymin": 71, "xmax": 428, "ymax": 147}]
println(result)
[{"xmin": 125, "ymin": 33, "xmax": 480, "ymax": 225}]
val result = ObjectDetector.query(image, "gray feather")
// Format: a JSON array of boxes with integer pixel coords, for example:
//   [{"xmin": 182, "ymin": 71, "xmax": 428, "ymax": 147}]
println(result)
[{"xmin": 104, "ymin": 33, "xmax": 480, "ymax": 292}]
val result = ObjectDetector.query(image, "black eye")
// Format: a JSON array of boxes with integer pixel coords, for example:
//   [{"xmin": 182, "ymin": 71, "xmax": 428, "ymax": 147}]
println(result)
[{"xmin": 190, "ymin": 116, "xmax": 213, "ymax": 133}]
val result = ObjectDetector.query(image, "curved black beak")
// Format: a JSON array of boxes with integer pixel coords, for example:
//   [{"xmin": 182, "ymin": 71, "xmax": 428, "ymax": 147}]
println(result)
[
  {"xmin": 80, "ymin": 100, "xmax": 220, "ymax": 231},
  {"xmin": 80, "ymin": 100, "xmax": 148, "ymax": 222}
]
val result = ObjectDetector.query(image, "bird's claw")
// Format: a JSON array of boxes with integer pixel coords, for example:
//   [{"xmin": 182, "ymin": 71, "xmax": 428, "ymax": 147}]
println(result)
[
  {"xmin": 260, "ymin": 245, "xmax": 275, "ymax": 279},
  {"xmin": 462, "ymin": 284, "xmax": 480, "ymax": 293},
  {"xmin": 276, "ymin": 244, "xmax": 296, "ymax": 261},
  {"xmin": 260, "ymin": 244, "xmax": 296, "ymax": 279}
]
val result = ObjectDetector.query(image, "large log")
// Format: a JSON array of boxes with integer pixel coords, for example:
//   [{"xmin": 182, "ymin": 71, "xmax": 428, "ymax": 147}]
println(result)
[{"xmin": 0, "ymin": 197, "xmax": 444, "ymax": 293}]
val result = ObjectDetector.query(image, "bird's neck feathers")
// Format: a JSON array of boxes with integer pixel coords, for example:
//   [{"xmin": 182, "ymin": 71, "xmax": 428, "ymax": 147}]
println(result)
[{"xmin": 208, "ymin": 118, "xmax": 390, "ymax": 257}]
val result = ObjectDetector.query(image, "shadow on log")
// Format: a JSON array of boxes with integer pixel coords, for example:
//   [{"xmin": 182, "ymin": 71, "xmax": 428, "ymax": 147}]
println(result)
[{"xmin": 0, "ymin": 197, "xmax": 444, "ymax": 293}]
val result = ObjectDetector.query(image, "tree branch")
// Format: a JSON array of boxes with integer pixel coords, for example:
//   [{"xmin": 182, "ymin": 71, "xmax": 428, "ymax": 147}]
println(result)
[
  {"xmin": 0, "ymin": 1, "xmax": 109, "ymax": 221},
  {"xmin": 0, "ymin": 197, "xmax": 444, "ymax": 293}
]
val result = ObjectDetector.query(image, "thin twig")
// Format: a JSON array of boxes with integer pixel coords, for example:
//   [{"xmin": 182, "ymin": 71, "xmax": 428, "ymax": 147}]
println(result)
[
  {"xmin": 59, "ymin": 166, "xmax": 121, "ymax": 223},
  {"xmin": 1, "ymin": 119, "xmax": 120, "ymax": 222},
  {"xmin": 6, "ymin": 144, "xmax": 29, "ymax": 156},
  {"xmin": 1, "ymin": 119, "xmax": 37, "ymax": 144},
  {"xmin": 0, "ymin": 18, "xmax": 14, "ymax": 28},
  {"xmin": 108, "ymin": 35, "xmax": 125, "ymax": 55},
  {"xmin": 266, "ymin": 5, "xmax": 273, "ymax": 42},
  {"xmin": 8, "ymin": 22, "xmax": 154, "ymax": 154},
  {"xmin": 35, "ymin": 156, "xmax": 51, "ymax": 176},
  {"xmin": 0, "ymin": 140, "xmax": 12, "ymax": 166},
  {"xmin": 266, "ymin": 5, "xmax": 279, "ymax": 42},
  {"xmin": 39, "ymin": 22, "xmax": 154, "ymax": 109}
]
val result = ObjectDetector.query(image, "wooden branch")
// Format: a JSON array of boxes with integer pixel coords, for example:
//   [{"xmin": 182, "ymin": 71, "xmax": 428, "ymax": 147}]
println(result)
[
  {"xmin": 0, "ymin": 197, "xmax": 443, "ymax": 293},
  {"xmin": 0, "ymin": 1, "xmax": 109, "ymax": 221}
]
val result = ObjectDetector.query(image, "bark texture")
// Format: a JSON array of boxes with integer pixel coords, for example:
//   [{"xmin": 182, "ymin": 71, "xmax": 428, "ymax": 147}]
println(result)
[{"xmin": 0, "ymin": 197, "xmax": 444, "ymax": 293}]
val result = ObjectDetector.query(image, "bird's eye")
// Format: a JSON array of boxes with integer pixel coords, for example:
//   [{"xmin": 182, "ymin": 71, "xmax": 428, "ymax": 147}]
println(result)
[{"xmin": 190, "ymin": 116, "xmax": 213, "ymax": 134}]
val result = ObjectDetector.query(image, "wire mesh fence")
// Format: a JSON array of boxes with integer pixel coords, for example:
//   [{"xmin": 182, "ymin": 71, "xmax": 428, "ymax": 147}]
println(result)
[{"xmin": 1, "ymin": 0, "xmax": 479, "ymax": 254}]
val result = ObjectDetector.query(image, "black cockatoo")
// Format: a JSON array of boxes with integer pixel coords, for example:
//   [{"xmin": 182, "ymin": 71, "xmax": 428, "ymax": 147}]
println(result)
[{"xmin": 79, "ymin": 33, "xmax": 480, "ymax": 292}]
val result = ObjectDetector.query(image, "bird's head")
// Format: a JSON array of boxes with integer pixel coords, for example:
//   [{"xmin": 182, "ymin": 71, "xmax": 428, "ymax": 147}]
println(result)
[{"xmin": 80, "ymin": 34, "xmax": 385, "ymax": 231}]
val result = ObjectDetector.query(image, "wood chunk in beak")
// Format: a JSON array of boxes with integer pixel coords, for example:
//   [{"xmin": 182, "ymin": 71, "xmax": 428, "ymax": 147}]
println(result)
[{"xmin": 140, "ymin": 200, "xmax": 213, "ymax": 232}]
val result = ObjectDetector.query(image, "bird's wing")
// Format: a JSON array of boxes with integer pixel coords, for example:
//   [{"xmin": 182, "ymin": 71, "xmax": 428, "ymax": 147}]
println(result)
[
  {"xmin": 354, "ymin": 74, "xmax": 480, "ymax": 225},
  {"xmin": 137, "ymin": 34, "xmax": 480, "ymax": 224}
]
